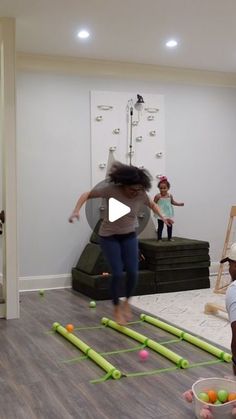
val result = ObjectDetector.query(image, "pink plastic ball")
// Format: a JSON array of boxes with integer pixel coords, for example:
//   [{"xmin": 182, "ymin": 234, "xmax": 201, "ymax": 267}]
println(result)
[{"xmin": 139, "ymin": 349, "xmax": 149, "ymax": 361}]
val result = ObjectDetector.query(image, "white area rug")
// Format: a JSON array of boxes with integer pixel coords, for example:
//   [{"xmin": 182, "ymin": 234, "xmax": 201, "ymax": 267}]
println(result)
[{"xmin": 131, "ymin": 277, "xmax": 231, "ymax": 350}]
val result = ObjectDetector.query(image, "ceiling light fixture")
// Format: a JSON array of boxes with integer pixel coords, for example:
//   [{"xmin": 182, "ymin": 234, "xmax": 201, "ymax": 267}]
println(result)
[
  {"xmin": 166, "ymin": 39, "xmax": 178, "ymax": 48},
  {"xmin": 78, "ymin": 30, "xmax": 90, "ymax": 39}
]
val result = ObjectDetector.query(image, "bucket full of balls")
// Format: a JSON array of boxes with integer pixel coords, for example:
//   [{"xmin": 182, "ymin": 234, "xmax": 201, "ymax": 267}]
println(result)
[{"xmin": 189, "ymin": 377, "xmax": 236, "ymax": 418}]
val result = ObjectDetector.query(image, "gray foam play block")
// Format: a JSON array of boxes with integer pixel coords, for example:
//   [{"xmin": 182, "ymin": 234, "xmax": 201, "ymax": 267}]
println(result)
[{"xmin": 72, "ymin": 268, "xmax": 156, "ymax": 300}]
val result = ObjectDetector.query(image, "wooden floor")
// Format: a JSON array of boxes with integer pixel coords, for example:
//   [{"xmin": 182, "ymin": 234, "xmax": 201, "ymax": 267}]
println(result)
[{"xmin": 0, "ymin": 289, "xmax": 233, "ymax": 419}]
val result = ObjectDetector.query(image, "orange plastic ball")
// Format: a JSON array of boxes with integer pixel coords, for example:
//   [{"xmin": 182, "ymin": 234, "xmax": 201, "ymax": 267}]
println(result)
[
  {"xmin": 228, "ymin": 393, "xmax": 236, "ymax": 402},
  {"xmin": 66, "ymin": 323, "xmax": 74, "ymax": 333},
  {"xmin": 207, "ymin": 390, "xmax": 218, "ymax": 403}
]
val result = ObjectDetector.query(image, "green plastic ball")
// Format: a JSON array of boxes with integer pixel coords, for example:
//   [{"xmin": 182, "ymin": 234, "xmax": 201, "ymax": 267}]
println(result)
[
  {"xmin": 39, "ymin": 289, "xmax": 44, "ymax": 296},
  {"xmin": 217, "ymin": 389, "xmax": 228, "ymax": 403},
  {"xmin": 89, "ymin": 300, "xmax": 96, "ymax": 308},
  {"xmin": 198, "ymin": 392, "xmax": 209, "ymax": 402},
  {"xmin": 214, "ymin": 400, "xmax": 222, "ymax": 405}
]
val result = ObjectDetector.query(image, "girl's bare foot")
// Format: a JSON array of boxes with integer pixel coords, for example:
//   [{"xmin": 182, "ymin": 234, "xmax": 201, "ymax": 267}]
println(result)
[
  {"xmin": 114, "ymin": 305, "xmax": 127, "ymax": 326},
  {"xmin": 123, "ymin": 299, "xmax": 132, "ymax": 322}
]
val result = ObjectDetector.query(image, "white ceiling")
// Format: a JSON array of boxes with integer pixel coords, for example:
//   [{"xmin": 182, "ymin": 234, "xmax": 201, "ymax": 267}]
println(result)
[{"xmin": 1, "ymin": 0, "xmax": 236, "ymax": 73}]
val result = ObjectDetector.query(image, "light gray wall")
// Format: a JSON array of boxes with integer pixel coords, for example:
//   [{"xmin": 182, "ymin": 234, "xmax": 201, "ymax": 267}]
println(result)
[{"xmin": 16, "ymin": 72, "xmax": 236, "ymax": 278}]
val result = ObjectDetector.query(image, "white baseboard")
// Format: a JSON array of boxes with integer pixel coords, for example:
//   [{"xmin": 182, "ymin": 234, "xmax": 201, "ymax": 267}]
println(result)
[{"xmin": 19, "ymin": 273, "xmax": 72, "ymax": 292}]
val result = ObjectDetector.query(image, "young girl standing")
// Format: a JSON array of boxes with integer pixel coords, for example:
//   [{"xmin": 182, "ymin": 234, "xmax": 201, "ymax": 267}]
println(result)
[{"xmin": 154, "ymin": 176, "xmax": 184, "ymax": 241}]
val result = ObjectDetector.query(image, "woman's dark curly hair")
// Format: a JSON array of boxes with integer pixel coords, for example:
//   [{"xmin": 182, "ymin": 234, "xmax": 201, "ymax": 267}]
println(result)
[{"xmin": 108, "ymin": 161, "xmax": 152, "ymax": 191}]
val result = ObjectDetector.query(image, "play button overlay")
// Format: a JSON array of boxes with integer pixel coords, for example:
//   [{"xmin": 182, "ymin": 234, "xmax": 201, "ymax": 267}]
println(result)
[
  {"xmin": 108, "ymin": 198, "xmax": 130, "ymax": 222},
  {"xmin": 85, "ymin": 179, "xmax": 151, "ymax": 236}
]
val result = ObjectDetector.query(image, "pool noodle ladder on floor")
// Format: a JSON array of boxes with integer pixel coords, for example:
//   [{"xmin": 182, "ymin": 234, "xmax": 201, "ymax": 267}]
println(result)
[
  {"xmin": 101, "ymin": 317, "xmax": 189, "ymax": 368},
  {"xmin": 140, "ymin": 314, "xmax": 232, "ymax": 363},
  {"xmin": 52, "ymin": 322, "xmax": 122, "ymax": 379}
]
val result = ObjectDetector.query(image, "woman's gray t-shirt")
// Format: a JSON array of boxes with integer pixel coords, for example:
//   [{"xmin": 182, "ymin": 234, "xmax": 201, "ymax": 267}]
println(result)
[{"xmin": 92, "ymin": 184, "xmax": 150, "ymax": 236}]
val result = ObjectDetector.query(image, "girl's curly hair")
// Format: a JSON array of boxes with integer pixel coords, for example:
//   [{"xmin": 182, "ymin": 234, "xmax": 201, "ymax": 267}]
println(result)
[
  {"xmin": 158, "ymin": 176, "xmax": 170, "ymax": 189},
  {"xmin": 108, "ymin": 161, "xmax": 152, "ymax": 191}
]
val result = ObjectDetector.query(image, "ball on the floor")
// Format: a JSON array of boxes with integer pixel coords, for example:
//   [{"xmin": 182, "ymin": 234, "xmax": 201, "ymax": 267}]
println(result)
[
  {"xmin": 89, "ymin": 300, "xmax": 96, "ymax": 308},
  {"xmin": 39, "ymin": 289, "xmax": 44, "ymax": 296},
  {"xmin": 139, "ymin": 349, "xmax": 149, "ymax": 361},
  {"xmin": 66, "ymin": 323, "xmax": 74, "ymax": 333}
]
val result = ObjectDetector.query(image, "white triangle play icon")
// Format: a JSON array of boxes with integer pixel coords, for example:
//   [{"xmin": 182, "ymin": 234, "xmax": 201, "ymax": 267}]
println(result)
[{"xmin": 108, "ymin": 198, "xmax": 131, "ymax": 222}]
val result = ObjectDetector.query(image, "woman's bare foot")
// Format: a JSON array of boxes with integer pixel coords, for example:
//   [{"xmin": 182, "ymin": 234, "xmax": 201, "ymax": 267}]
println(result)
[
  {"xmin": 114, "ymin": 305, "xmax": 127, "ymax": 326},
  {"xmin": 123, "ymin": 299, "xmax": 132, "ymax": 322}
]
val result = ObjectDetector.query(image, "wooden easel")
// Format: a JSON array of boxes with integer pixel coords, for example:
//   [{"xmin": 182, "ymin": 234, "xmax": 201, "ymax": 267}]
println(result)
[
  {"xmin": 204, "ymin": 206, "xmax": 236, "ymax": 318},
  {"xmin": 214, "ymin": 206, "xmax": 236, "ymax": 294}
]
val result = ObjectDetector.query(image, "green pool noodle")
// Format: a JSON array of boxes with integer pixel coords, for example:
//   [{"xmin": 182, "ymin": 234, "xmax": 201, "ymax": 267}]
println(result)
[
  {"xmin": 52, "ymin": 322, "xmax": 121, "ymax": 379},
  {"xmin": 101, "ymin": 317, "xmax": 189, "ymax": 368},
  {"xmin": 140, "ymin": 314, "xmax": 232, "ymax": 363}
]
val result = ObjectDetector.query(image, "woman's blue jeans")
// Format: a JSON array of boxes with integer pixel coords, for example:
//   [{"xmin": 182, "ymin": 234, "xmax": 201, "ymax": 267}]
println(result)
[{"xmin": 99, "ymin": 233, "xmax": 138, "ymax": 305}]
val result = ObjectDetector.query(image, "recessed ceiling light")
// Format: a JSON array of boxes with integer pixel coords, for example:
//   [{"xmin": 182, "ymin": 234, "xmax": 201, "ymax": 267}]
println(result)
[
  {"xmin": 166, "ymin": 39, "xmax": 178, "ymax": 48},
  {"xmin": 78, "ymin": 30, "xmax": 90, "ymax": 39}
]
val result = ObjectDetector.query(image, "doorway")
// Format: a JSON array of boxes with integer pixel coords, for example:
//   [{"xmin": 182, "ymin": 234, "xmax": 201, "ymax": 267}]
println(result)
[{"xmin": 0, "ymin": 17, "xmax": 19, "ymax": 319}]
